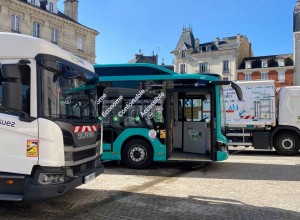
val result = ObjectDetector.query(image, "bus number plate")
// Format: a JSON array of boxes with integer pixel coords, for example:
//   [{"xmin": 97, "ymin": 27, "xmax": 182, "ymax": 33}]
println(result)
[{"xmin": 84, "ymin": 172, "xmax": 96, "ymax": 184}]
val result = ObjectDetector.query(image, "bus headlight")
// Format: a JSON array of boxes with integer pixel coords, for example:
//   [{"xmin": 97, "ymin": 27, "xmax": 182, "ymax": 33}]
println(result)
[{"xmin": 38, "ymin": 173, "xmax": 65, "ymax": 185}]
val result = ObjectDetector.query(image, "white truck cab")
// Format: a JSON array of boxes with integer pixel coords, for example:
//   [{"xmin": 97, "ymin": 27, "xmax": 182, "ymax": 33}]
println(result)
[{"xmin": 0, "ymin": 33, "xmax": 103, "ymax": 201}]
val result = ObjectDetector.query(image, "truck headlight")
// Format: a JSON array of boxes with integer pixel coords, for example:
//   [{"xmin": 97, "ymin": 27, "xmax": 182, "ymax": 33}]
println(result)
[{"xmin": 38, "ymin": 173, "xmax": 65, "ymax": 185}]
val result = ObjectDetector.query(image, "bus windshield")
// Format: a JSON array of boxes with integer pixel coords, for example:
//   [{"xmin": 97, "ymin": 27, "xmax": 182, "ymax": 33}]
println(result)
[{"xmin": 39, "ymin": 60, "xmax": 98, "ymax": 119}]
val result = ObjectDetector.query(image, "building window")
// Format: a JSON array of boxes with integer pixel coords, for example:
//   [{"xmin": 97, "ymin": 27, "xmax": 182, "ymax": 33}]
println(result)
[
  {"xmin": 245, "ymin": 61, "xmax": 252, "ymax": 69},
  {"xmin": 278, "ymin": 59, "xmax": 285, "ymax": 67},
  {"xmin": 245, "ymin": 73, "xmax": 251, "ymax": 81},
  {"xmin": 262, "ymin": 60, "xmax": 268, "ymax": 68},
  {"xmin": 33, "ymin": 22, "xmax": 41, "ymax": 38},
  {"xmin": 30, "ymin": 0, "xmax": 36, "ymax": 4},
  {"xmin": 51, "ymin": 28, "xmax": 59, "ymax": 44},
  {"xmin": 11, "ymin": 14, "xmax": 21, "ymax": 33},
  {"xmin": 223, "ymin": 60, "xmax": 229, "ymax": 73},
  {"xmin": 223, "ymin": 77, "xmax": 229, "ymax": 81},
  {"xmin": 278, "ymin": 71, "xmax": 285, "ymax": 82},
  {"xmin": 180, "ymin": 64, "xmax": 186, "ymax": 74},
  {"xmin": 49, "ymin": 2, "xmax": 54, "ymax": 12},
  {"xmin": 181, "ymin": 51, "xmax": 186, "ymax": 58},
  {"xmin": 77, "ymin": 36, "xmax": 83, "ymax": 51},
  {"xmin": 261, "ymin": 72, "xmax": 268, "ymax": 80},
  {"xmin": 199, "ymin": 62, "xmax": 209, "ymax": 73}
]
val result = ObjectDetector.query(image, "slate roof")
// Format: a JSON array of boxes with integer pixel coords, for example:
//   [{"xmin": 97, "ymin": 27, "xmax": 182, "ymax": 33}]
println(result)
[
  {"xmin": 173, "ymin": 28, "xmax": 243, "ymax": 53},
  {"xmin": 174, "ymin": 28, "xmax": 195, "ymax": 51},
  {"xmin": 238, "ymin": 54, "xmax": 294, "ymax": 69},
  {"xmin": 128, "ymin": 54, "xmax": 158, "ymax": 64}
]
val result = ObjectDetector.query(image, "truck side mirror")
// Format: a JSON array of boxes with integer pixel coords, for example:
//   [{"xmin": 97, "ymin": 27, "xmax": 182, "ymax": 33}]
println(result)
[
  {"xmin": 2, "ymin": 82, "xmax": 22, "ymax": 112},
  {"xmin": 1, "ymin": 64, "xmax": 23, "ymax": 112}
]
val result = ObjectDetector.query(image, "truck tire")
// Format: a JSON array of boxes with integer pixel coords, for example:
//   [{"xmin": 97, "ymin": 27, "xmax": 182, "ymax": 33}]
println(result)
[
  {"xmin": 274, "ymin": 132, "xmax": 300, "ymax": 156},
  {"xmin": 122, "ymin": 139, "xmax": 153, "ymax": 169}
]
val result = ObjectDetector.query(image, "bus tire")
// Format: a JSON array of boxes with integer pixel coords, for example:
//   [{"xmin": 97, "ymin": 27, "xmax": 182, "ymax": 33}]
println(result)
[
  {"xmin": 122, "ymin": 139, "xmax": 153, "ymax": 169},
  {"xmin": 274, "ymin": 132, "xmax": 300, "ymax": 156}
]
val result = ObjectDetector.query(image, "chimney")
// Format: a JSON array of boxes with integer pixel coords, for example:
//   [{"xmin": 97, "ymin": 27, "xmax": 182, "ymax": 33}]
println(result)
[
  {"xmin": 40, "ymin": 0, "xmax": 48, "ymax": 10},
  {"xmin": 237, "ymin": 33, "xmax": 241, "ymax": 42},
  {"xmin": 195, "ymin": 38, "xmax": 200, "ymax": 50},
  {"xmin": 215, "ymin": 37, "xmax": 220, "ymax": 45},
  {"xmin": 64, "ymin": 0, "xmax": 79, "ymax": 21}
]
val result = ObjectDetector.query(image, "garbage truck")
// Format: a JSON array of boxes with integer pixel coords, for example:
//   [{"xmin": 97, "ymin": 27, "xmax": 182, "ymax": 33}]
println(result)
[
  {"xmin": 224, "ymin": 80, "xmax": 300, "ymax": 156},
  {"xmin": 0, "ymin": 33, "xmax": 103, "ymax": 201}
]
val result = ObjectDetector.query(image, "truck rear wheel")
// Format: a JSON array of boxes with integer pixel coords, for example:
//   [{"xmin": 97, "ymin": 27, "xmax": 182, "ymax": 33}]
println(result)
[
  {"xmin": 122, "ymin": 139, "xmax": 153, "ymax": 169},
  {"xmin": 274, "ymin": 132, "xmax": 300, "ymax": 156}
]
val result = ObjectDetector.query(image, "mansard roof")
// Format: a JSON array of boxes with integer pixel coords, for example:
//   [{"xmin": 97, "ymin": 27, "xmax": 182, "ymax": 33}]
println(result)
[{"xmin": 238, "ymin": 54, "xmax": 294, "ymax": 69}]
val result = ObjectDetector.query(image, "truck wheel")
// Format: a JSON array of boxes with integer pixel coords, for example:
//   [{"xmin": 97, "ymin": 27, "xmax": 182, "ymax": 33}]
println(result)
[
  {"xmin": 122, "ymin": 139, "xmax": 153, "ymax": 169},
  {"xmin": 274, "ymin": 132, "xmax": 300, "ymax": 156}
]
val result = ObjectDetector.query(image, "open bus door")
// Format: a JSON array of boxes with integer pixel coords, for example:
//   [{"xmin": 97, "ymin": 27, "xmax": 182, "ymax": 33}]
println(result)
[{"xmin": 166, "ymin": 90, "xmax": 213, "ymax": 162}]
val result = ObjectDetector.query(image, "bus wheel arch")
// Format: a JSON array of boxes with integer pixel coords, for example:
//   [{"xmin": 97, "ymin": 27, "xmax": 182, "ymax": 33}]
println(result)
[
  {"xmin": 121, "ymin": 136, "xmax": 154, "ymax": 169},
  {"xmin": 273, "ymin": 130, "xmax": 300, "ymax": 156}
]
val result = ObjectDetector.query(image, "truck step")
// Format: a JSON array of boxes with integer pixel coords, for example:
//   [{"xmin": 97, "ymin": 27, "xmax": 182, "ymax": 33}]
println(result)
[
  {"xmin": 228, "ymin": 142, "xmax": 252, "ymax": 146},
  {"xmin": 0, "ymin": 194, "xmax": 24, "ymax": 201},
  {"xmin": 226, "ymin": 133, "xmax": 251, "ymax": 137}
]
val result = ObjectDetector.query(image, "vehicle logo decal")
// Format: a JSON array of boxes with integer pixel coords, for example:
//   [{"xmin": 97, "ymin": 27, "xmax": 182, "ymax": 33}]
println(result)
[{"xmin": 72, "ymin": 125, "xmax": 99, "ymax": 133}]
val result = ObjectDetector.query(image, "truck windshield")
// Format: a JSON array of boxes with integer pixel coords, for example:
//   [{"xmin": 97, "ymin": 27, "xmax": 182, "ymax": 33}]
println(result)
[{"xmin": 39, "ymin": 60, "xmax": 98, "ymax": 119}]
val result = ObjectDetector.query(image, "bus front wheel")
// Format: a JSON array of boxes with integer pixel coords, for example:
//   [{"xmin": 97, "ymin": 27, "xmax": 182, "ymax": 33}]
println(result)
[{"xmin": 122, "ymin": 139, "xmax": 153, "ymax": 169}]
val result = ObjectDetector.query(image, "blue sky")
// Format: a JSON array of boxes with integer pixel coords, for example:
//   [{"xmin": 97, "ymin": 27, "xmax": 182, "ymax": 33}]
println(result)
[{"xmin": 58, "ymin": 0, "xmax": 296, "ymax": 65}]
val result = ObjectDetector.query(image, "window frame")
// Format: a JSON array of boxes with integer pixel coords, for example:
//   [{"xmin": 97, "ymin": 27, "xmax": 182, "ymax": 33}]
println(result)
[
  {"xmin": 261, "ymin": 72, "xmax": 268, "ymax": 80},
  {"xmin": 11, "ymin": 14, "xmax": 21, "ymax": 33},
  {"xmin": 223, "ymin": 60, "xmax": 229, "ymax": 73},
  {"xmin": 261, "ymin": 60, "xmax": 268, "ymax": 68},
  {"xmin": 245, "ymin": 73, "xmax": 252, "ymax": 81},
  {"xmin": 33, "ymin": 21, "xmax": 41, "ymax": 38},
  {"xmin": 278, "ymin": 71, "xmax": 285, "ymax": 83},
  {"xmin": 51, "ymin": 28, "xmax": 59, "ymax": 44},
  {"xmin": 180, "ymin": 64, "xmax": 186, "ymax": 74},
  {"xmin": 77, "ymin": 36, "xmax": 84, "ymax": 51},
  {"xmin": 199, "ymin": 62, "xmax": 209, "ymax": 73}
]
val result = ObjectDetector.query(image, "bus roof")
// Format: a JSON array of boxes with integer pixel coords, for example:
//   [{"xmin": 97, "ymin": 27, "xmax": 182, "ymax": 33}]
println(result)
[
  {"xmin": 0, "ymin": 33, "xmax": 94, "ymax": 72},
  {"xmin": 94, "ymin": 63, "xmax": 221, "ymax": 82}
]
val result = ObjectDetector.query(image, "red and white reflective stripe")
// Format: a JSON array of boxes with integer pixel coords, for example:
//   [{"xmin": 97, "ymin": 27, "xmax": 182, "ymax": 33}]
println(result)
[
  {"xmin": 240, "ymin": 116, "xmax": 255, "ymax": 119},
  {"xmin": 72, "ymin": 125, "xmax": 99, "ymax": 133}
]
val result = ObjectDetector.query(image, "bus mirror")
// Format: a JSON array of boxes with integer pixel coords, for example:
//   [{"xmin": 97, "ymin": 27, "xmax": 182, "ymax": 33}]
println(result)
[
  {"xmin": 230, "ymin": 82, "xmax": 243, "ymax": 101},
  {"xmin": 2, "ymin": 82, "xmax": 22, "ymax": 112},
  {"xmin": 1, "ymin": 64, "xmax": 21, "ymax": 79},
  {"xmin": 211, "ymin": 81, "xmax": 243, "ymax": 101}
]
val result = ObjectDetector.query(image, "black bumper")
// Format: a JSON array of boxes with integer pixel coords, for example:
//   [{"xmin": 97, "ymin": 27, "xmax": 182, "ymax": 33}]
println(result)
[{"xmin": 23, "ymin": 163, "xmax": 104, "ymax": 201}]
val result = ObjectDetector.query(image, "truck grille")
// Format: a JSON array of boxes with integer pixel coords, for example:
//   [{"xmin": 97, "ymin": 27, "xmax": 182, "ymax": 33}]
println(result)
[{"xmin": 73, "ymin": 148, "xmax": 96, "ymax": 162}]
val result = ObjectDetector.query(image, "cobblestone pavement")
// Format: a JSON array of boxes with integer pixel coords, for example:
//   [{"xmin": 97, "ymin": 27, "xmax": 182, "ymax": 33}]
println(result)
[{"xmin": 1, "ymin": 151, "xmax": 300, "ymax": 219}]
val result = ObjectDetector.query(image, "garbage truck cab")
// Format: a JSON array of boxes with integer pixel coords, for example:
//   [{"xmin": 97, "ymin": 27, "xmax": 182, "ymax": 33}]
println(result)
[{"xmin": 0, "ymin": 33, "xmax": 103, "ymax": 201}]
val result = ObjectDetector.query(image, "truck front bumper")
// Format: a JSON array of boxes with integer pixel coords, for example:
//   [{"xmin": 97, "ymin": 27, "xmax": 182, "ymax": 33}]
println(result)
[
  {"xmin": 23, "ymin": 163, "xmax": 104, "ymax": 201},
  {"xmin": 0, "ymin": 161, "xmax": 104, "ymax": 201}
]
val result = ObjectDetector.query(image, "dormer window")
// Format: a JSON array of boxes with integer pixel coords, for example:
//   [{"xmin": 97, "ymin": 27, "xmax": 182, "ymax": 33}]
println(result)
[
  {"xmin": 49, "ymin": 2, "xmax": 54, "ymax": 12},
  {"xmin": 245, "ymin": 61, "xmax": 252, "ymax": 69},
  {"xmin": 261, "ymin": 60, "xmax": 268, "ymax": 68},
  {"xmin": 278, "ymin": 59, "xmax": 285, "ymax": 67},
  {"xmin": 30, "ymin": 0, "xmax": 36, "ymax": 4},
  {"xmin": 181, "ymin": 50, "xmax": 186, "ymax": 58}
]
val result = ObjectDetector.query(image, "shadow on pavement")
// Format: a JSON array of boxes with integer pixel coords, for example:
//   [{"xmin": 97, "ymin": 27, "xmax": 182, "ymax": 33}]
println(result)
[
  {"xmin": 0, "ymin": 189, "xmax": 299, "ymax": 220},
  {"xmin": 102, "ymin": 159, "xmax": 300, "ymax": 182}
]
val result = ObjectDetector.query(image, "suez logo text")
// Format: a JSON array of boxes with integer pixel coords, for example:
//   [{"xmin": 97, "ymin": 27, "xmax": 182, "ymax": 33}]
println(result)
[
  {"xmin": 95, "ymin": 90, "xmax": 165, "ymax": 119},
  {"xmin": 0, "ymin": 119, "xmax": 15, "ymax": 128}
]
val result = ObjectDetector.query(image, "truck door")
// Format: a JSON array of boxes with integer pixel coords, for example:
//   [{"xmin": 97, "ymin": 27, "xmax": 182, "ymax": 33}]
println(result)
[{"xmin": 0, "ymin": 63, "xmax": 39, "ymax": 175}]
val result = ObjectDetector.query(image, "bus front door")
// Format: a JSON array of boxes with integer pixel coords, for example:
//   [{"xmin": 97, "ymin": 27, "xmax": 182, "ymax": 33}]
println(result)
[{"xmin": 179, "ymin": 93, "xmax": 211, "ymax": 154}]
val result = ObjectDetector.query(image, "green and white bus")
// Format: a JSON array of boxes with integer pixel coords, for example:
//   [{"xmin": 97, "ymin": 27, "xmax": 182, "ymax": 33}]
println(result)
[{"xmin": 94, "ymin": 63, "xmax": 242, "ymax": 169}]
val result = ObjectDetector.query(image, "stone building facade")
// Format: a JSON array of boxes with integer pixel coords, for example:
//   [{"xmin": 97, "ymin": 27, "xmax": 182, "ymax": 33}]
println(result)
[
  {"xmin": 237, "ymin": 54, "xmax": 294, "ymax": 90},
  {"xmin": 172, "ymin": 28, "xmax": 252, "ymax": 80},
  {"xmin": 294, "ymin": 0, "xmax": 300, "ymax": 85},
  {"xmin": 0, "ymin": 0, "xmax": 98, "ymax": 63}
]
